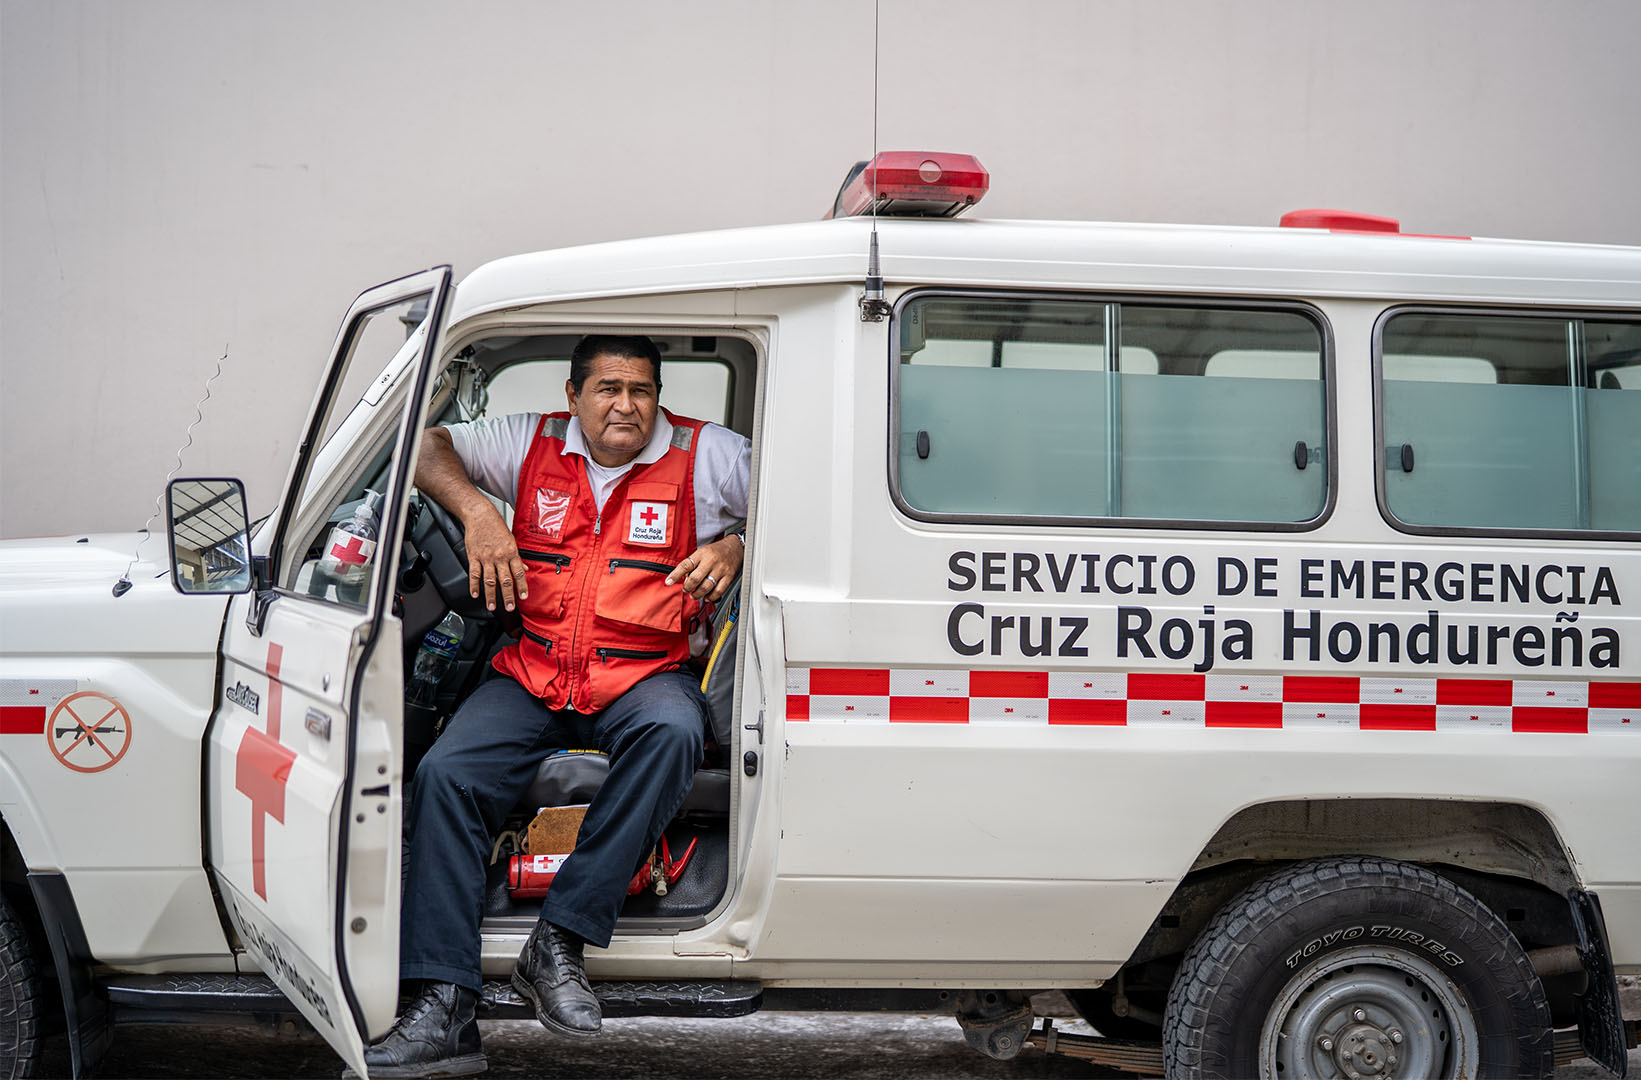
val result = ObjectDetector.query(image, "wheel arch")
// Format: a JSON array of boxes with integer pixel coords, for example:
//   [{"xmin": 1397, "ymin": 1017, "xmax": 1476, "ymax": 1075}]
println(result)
[{"xmin": 1188, "ymin": 797, "xmax": 1580, "ymax": 892}]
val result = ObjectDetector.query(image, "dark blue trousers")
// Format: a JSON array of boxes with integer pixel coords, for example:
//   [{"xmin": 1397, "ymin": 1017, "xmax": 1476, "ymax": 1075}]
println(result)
[{"xmin": 399, "ymin": 669, "xmax": 706, "ymax": 991}]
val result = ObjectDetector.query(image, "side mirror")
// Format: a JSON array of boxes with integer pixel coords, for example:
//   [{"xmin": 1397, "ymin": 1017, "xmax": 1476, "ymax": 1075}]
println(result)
[{"xmin": 166, "ymin": 479, "xmax": 254, "ymax": 595}]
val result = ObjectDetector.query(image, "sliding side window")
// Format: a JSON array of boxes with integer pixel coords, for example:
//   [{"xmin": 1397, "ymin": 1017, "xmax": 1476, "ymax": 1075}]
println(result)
[
  {"xmin": 1379, "ymin": 311, "xmax": 1641, "ymax": 534},
  {"xmin": 893, "ymin": 294, "xmax": 1329, "ymax": 527}
]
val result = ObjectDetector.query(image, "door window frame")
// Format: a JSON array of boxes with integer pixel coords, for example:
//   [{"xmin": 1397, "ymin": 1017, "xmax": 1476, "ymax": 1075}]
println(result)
[{"xmin": 263, "ymin": 271, "xmax": 453, "ymax": 617}]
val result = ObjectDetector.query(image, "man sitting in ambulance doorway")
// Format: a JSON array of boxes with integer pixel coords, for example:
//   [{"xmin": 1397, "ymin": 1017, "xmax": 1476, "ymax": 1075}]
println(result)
[{"xmin": 361, "ymin": 334, "xmax": 750, "ymax": 1078}]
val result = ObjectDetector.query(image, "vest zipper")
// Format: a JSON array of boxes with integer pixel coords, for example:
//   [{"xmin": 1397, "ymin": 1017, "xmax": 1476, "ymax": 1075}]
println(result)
[
  {"xmin": 595, "ymin": 646, "xmax": 669, "ymax": 663},
  {"xmin": 569, "ymin": 496, "xmax": 606, "ymax": 703},
  {"xmin": 518, "ymin": 549, "xmax": 571, "ymax": 572},
  {"xmin": 608, "ymin": 558, "xmax": 673, "ymax": 575},
  {"xmin": 521, "ymin": 628, "xmax": 555, "ymax": 649}
]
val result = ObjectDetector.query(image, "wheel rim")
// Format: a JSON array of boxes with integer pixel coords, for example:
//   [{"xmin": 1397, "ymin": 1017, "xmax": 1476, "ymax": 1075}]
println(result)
[{"xmin": 1258, "ymin": 945, "xmax": 1480, "ymax": 1079}]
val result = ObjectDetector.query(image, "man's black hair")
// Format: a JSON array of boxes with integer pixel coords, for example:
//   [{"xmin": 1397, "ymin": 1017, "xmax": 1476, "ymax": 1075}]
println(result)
[{"xmin": 569, "ymin": 335, "xmax": 663, "ymax": 393}]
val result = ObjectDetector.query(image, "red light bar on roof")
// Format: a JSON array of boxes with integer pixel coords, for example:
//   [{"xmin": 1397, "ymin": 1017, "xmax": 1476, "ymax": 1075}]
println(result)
[
  {"xmin": 1279, "ymin": 208, "xmax": 1471, "ymax": 240},
  {"xmin": 1281, "ymin": 208, "xmax": 1401, "ymax": 233},
  {"xmin": 826, "ymin": 151, "xmax": 989, "ymax": 219}
]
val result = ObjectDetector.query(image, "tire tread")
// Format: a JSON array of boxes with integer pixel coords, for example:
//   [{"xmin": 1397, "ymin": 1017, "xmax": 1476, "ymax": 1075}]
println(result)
[
  {"xmin": 0, "ymin": 894, "xmax": 41, "ymax": 1079},
  {"xmin": 1162, "ymin": 856, "xmax": 1553, "ymax": 1078}
]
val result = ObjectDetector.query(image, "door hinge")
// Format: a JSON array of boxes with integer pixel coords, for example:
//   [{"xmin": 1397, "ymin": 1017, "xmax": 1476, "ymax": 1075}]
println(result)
[{"xmin": 244, "ymin": 556, "xmax": 275, "ymax": 636}]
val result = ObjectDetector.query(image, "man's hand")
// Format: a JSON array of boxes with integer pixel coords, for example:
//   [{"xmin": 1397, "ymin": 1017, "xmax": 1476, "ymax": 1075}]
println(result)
[
  {"xmin": 462, "ymin": 507, "xmax": 529, "ymax": 612},
  {"xmin": 665, "ymin": 534, "xmax": 744, "ymax": 603},
  {"xmin": 416, "ymin": 426, "xmax": 529, "ymax": 612}
]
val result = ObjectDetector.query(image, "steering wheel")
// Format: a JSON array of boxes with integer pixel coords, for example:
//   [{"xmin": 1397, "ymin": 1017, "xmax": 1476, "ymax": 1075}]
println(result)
[
  {"xmin": 407, "ymin": 493, "xmax": 491, "ymax": 622},
  {"xmin": 423, "ymin": 493, "xmax": 469, "ymax": 570}
]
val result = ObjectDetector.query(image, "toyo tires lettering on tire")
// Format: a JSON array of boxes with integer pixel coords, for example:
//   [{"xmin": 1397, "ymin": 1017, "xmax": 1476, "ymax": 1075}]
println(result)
[{"xmin": 1162, "ymin": 856, "xmax": 1554, "ymax": 1079}]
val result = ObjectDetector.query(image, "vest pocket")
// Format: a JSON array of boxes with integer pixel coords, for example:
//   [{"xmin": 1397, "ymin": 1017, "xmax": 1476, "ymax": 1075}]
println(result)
[
  {"xmin": 519, "ymin": 548, "xmax": 573, "ymax": 618},
  {"xmin": 624, "ymin": 482, "xmax": 679, "ymax": 547},
  {"xmin": 510, "ymin": 628, "xmax": 563, "ymax": 700},
  {"xmin": 596, "ymin": 558, "xmax": 698, "ymax": 633},
  {"xmin": 585, "ymin": 645, "xmax": 673, "ymax": 711}
]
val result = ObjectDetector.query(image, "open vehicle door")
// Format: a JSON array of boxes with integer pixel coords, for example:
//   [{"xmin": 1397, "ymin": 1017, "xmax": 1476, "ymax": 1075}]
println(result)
[{"xmin": 205, "ymin": 268, "xmax": 451, "ymax": 1075}]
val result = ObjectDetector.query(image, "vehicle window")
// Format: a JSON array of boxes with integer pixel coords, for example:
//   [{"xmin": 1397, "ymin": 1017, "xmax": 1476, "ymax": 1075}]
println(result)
[
  {"xmin": 483, "ymin": 358, "xmax": 732, "ymax": 427},
  {"xmin": 1379, "ymin": 312, "xmax": 1641, "ymax": 533},
  {"xmin": 280, "ymin": 295, "xmax": 430, "ymax": 610},
  {"xmin": 1584, "ymin": 320, "xmax": 1641, "ymax": 532},
  {"xmin": 1203, "ymin": 349, "xmax": 1321, "ymax": 380},
  {"xmin": 1382, "ymin": 353, "xmax": 1497, "ymax": 384},
  {"xmin": 894, "ymin": 295, "xmax": 1327, "ymax": 525}
]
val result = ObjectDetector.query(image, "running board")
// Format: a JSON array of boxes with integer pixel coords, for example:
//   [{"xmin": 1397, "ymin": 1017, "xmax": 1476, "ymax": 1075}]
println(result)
[
  {"xmin": 104, "ymin": 973, "xmax": 295, "ymax": 1021},
  {"xmin": 480, "ymin": 977, "xmax": 763, "ymax": 1019},
  {"xmin": 105, "ymin": 973, "xmax": 763, "ymax": 1022}
]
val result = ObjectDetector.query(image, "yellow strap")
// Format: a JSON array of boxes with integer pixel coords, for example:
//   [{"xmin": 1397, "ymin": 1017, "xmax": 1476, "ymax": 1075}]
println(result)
[{"xmin": 700, "ymin": 616, "xmax": 735, "ymax": 692}]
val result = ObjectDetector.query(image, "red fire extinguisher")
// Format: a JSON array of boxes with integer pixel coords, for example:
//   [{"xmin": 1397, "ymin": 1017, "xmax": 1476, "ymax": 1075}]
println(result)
[{"xmin": 507, "ymin": 836, "xmax": 699, "ymax": 899}]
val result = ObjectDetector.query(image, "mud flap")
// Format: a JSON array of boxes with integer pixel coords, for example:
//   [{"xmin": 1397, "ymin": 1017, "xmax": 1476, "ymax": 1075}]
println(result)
[
  {"xmin": 1569, "ymin": 889, "xmax": 1628, "ymax": 1078},
  {"xmin": 27, "ymin": 872, "xmax": 111, "ymax": 1080}
]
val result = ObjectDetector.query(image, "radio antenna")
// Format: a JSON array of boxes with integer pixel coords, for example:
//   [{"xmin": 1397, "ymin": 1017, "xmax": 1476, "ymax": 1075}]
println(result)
[
  {"xmin": 871, "ymin": 0, "xmax": 880, "ymax": 212},
  {"xmin": 114, "ymin": 347, "xmax": 228, "ymax": 597},
  {"xmin": 861, "ymin": 0, "xmax": 890, "ymax": 322}
]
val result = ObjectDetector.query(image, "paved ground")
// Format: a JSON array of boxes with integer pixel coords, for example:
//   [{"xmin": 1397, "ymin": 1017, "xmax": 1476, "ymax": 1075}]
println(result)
[
  {"xmin": 36, "ymin": 1010, "xmax": 1639, "ymax": 1078},
  {"xmin": 42, "ymin": 1012, "xmax": 1113, "ymax": 1079}
]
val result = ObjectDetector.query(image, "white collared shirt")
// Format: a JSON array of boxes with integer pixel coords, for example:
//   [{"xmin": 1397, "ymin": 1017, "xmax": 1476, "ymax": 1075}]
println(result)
[{"xmin": 444, "ymin": 412, "xmax": 750, "ymax": 544}]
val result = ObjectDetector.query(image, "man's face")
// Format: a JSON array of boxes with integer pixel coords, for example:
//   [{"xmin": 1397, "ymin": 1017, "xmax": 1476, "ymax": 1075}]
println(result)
[{"xmin": 567, "ymin": 352, "xmax": 660, "ymax": 468}]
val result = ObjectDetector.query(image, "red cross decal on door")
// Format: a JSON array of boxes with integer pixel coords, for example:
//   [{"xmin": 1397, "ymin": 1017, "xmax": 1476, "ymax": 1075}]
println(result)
[
  {"xmin": 639, "ymin": 506, "xmax": 659, "ymax": 526},
  {"xmin": 234, "ymin": 643, "xmax": 296, "ymax": 900},
  {"xmin": 329, "ymin": 535, "xmax": 370, "ymax": 565}
]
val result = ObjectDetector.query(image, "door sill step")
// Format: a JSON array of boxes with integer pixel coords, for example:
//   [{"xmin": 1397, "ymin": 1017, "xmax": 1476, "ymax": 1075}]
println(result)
[
  {"xmin": 481, "ymin": 977, "xmax": 763, "ymax": 1019},
  {"xmin": 104, "ymin": 973, "xmax": 293, "ymax": 1016},
  {"xmin": 104, "ymin": 972, "xmax": 764, "ymax": 1022}
]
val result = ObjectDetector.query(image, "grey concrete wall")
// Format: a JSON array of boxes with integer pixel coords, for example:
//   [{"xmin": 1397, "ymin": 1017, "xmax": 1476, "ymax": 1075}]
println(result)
[{"xmin": 4, "ymin": 0, "xmax": 1639, "ymax": 537}]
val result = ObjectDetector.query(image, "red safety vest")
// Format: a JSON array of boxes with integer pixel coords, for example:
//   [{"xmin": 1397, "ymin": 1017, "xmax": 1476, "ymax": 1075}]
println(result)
[{"xmin": 492, "ymin": 409, "xmax": 704, "ymax": 713}]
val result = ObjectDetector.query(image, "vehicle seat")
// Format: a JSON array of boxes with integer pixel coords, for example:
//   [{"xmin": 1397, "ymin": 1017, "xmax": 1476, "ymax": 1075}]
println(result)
[
  {"xmin": 510, "ymin": 574, "xmax": 741, "ymax": 820},
  {"xmin": 520, "ymin": 750, "xmax": 730, "ymax": 817}
]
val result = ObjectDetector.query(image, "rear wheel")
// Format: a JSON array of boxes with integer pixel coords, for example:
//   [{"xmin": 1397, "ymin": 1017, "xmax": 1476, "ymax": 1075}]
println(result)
[
  {"xmin": 1163, "ymin": 856, "xmax": 1553, "ymax": 1079},
  {"xmin": 0, "ymin": 894, "xmax": 42, "ymax": 1078}
]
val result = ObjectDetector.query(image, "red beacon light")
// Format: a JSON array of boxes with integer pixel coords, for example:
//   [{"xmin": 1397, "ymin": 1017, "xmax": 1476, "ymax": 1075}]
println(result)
[
  {"xmin": 825, "ymin": 151, "xmax": 989, "ymax": 219},
  {"xmin": 1280, "ymin": 208, "xmax": 1401, "ymax": 233},
  {"xmin": 1279, "ymin": 208, "xmax": 1471, "ymax": 240}
]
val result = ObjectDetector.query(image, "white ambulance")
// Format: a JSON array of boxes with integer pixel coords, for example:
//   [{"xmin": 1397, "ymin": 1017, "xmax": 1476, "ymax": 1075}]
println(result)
[{"xmin": 1, "ymin": 152, "xmax": 1637, "ymax": 1079}]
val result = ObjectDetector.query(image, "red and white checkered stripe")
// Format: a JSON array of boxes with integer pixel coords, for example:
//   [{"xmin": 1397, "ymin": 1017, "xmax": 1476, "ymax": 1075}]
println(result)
[
  {"xmin": 783, "ymin": 668, "xmax": 1641, "ymax": 733},
  {"xmin": 0, "ymin": 679, "xmax": 77, "ymax": 736}
]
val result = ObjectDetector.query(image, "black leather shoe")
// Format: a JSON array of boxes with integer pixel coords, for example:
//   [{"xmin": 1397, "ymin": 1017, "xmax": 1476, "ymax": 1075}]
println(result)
[
  {"xmin": 344, "ymin": 981, "xmax": 486, "ymax": 1078},
  {"xmin": 511, "ymin": 921, "xmax": 602, "ymax": 1037}
]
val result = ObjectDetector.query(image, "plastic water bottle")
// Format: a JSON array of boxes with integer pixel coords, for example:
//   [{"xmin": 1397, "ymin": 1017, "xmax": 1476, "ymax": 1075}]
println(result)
[{"xmin": 406, "ymin": 611, "xmax": 465, "ymax": 708}]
